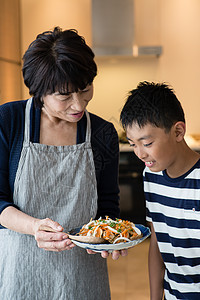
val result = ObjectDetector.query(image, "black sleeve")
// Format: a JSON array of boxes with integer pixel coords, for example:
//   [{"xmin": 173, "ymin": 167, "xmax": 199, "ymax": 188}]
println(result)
[
  {"xmin": 0, "ymin": 103, "xmax": 21, "ymax": 220},
  {"xmin": 91, "ymin": 118, "xmax": 120, "ymax": 219},
  {"xmin": 0, "ymin": 110, "xmax": 13, "ymax": 213}
]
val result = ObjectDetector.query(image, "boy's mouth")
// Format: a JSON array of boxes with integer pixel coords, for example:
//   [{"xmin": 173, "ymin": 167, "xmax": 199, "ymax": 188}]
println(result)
[{"xmin": 145, "ymin": 161, "xmax": 154, "ymax": 168}]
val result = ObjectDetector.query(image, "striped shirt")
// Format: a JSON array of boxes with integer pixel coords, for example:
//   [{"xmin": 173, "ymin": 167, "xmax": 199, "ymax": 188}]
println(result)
[{"xmin": 144, "ymin": 159, "xmax": 200, "ymax": 300}]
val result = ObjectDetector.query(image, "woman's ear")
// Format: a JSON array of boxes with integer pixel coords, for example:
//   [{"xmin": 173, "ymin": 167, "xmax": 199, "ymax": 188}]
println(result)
[{"xmin": 173, "ymin": 121, "xmax": 186, "ymax": 142}]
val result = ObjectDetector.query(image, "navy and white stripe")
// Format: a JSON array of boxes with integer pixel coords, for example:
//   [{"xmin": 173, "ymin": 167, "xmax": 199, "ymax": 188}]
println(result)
[{"xmin": 144, "ymin": 159, "xmax": 200, "ymax": 299}]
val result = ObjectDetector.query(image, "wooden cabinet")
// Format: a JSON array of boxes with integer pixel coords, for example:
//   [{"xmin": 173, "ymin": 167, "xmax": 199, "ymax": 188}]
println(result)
[{"xmin": 0, "ymin": 0, "xmax": 22, "ymax": 103}]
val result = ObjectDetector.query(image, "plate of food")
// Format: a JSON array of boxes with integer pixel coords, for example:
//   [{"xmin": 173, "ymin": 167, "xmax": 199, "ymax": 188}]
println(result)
[{"xmin": 69, "ymin": 216, "xmax": 151, "ymax": 253}]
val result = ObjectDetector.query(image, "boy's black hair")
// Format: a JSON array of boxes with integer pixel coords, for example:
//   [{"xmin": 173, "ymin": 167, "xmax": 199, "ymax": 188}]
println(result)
[
  {"xmin": 120, "ymin": 81, "xmax": 185, "ymax": 132},
  {"xmin": 22, "ymin": 27, "xmax": 97, "ymax": 107}
]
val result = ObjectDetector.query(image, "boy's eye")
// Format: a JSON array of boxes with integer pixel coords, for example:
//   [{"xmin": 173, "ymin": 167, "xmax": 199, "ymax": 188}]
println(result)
[
  {"xmin": 129, "ymin": 143, "xmax": 135, "ymax": 147},
  {"xmin": 144, "ymin": 142, "xmax": 153, "ymax": 147}
]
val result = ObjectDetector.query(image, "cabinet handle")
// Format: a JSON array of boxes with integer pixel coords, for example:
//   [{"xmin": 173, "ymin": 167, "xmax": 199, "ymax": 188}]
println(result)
[
  {"xmin": 119, "ymin": 172, "xmax": 141, "ymax": 179},
  {"xmin": 131, "ymin": 172, "xmax": 140, "ymax": 178}
]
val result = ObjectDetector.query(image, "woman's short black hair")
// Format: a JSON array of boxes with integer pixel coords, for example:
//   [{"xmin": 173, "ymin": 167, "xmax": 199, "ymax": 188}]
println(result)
[
  {"xmin": 22, "ymin": 27, "xmax": 97, "ymax": 107},
  {"xmin": 120, "ymin": 81, "xmax": 185, "ymax": 132}
]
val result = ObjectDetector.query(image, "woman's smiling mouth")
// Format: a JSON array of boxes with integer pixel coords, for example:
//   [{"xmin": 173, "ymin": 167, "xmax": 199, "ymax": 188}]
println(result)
[{"xmin": 69, "ymin": 111, "xmax": 84, "ymax": 119}]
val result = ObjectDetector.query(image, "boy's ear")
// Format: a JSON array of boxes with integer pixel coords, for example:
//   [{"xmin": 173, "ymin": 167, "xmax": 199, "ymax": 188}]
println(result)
[{"xmin": 173, "ymin": 121, "xmax": 186, "ymax": 142}]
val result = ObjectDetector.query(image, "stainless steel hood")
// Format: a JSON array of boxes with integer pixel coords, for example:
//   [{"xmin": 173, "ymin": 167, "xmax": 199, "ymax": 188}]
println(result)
[{"xmin": 91, "ymin": 0, "xmax": 162, "ymax": 57}]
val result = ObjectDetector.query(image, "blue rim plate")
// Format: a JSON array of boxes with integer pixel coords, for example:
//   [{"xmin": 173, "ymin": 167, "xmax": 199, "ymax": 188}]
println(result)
[{"xmin": 70, "ymin": 224, "xmax": 151, "ymax": 253}]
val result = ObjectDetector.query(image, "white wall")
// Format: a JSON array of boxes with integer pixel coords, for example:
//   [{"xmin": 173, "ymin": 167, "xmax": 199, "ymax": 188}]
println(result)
[
  {"xmin": 20, "ymin": 0, "xmax": 91, "ymax": 50},
  {"xmin": 90, "ymin": 56, "xmax": 160, "ymax": 133},
  {"xmin": 20, "ymin": 0, "xmax": 200, "ymax": 134},
  {"xmin": 157, "ymin": 0, "xmax": 200, "ymax": 134}
]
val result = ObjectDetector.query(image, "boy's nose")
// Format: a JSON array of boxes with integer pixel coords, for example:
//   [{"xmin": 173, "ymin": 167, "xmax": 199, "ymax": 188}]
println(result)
[{"xmin": 135, "ymin": 148, "xmax": 147, "ymax": 160}]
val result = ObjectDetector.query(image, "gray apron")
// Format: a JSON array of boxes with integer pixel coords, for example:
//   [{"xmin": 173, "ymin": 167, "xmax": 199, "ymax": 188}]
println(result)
[{"xmin": 0, "ymin": 98, "xmax": 110, "ymax": 300}]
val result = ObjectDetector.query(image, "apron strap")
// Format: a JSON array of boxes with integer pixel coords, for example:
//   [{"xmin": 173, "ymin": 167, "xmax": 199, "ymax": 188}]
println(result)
[
  {"xmin": 24, "ymin": 100, "xmax": 92, "ymax": 145},
  {"xmin": 85, "ymin": 110, "xmax": 91, "ymax": 143},
  {"xmin": 23, "ymin": 98, "xmax": 32, "ymax": 145}
]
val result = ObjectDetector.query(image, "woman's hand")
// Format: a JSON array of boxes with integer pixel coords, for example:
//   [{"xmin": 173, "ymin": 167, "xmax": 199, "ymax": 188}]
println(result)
[
  {"xmin": 86, "ymin": 249, "xmax": 128, "ymax": 260},
  {"xmin": 33, "ymin": 218, "xmax": 76, "ymax": 252},
  {"xmin": 0, "ymin": 207, "xmax": 75, "ymax": 252}
]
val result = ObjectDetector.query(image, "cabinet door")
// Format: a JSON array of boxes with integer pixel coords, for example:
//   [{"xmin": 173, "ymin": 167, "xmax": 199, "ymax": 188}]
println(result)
[
  {"xmin": 0, "ymin": 0, "xmax": 21, "ymax": 62},
  {"xmin": 0, "ymin": 0, "xmax": 22, "ymax": 103},
  {"xmin": 0, "ymin": 61, "xmax": 22, "ymax": 102}
]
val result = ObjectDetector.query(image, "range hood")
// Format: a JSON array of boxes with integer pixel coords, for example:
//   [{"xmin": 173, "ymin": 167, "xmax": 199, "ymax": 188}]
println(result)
[{"xmin": 91, "ymin": 0, "xmax": 162, "ymax": 57}]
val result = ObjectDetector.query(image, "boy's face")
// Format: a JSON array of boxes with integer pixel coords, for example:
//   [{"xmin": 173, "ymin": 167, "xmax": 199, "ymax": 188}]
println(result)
[{"xmin": 126, "ymin": 122, "xmax": 179, "ymax": 173}]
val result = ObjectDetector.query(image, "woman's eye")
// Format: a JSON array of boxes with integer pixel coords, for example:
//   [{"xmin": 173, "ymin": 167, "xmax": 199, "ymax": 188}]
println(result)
[
  {"xmin": 60, "ymin": 95, "xmax": 71, "ymax": 101},
  {"xmin": 80, "ymin": 89, "xmax": 89, "ymax": 94},
  {"xmin": 129, "ymin": 143, "xmax": 135, "ymax": 147}
]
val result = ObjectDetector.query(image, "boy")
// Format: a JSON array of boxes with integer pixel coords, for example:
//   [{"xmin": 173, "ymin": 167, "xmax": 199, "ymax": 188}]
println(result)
[{"xmin": 120, "ymin": 81, "xmax": 200, "ymax": 299}]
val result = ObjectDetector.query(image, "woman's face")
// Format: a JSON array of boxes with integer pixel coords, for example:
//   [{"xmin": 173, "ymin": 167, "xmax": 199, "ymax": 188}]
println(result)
[{"xmin": 42, "ymin": 84, "xmax": 93, "ymax": 123}]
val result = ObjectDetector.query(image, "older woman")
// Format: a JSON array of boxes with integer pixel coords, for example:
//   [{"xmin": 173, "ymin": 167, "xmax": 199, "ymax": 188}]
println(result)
[{"xmin": 0, "ymin": 27, "xmax": 124, "ymax": 300}]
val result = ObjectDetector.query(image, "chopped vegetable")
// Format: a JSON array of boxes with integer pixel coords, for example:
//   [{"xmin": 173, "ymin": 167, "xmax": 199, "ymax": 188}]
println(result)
[{"xmin": 78, "ymin": 216, "xmax": 142, "ymax": 244}]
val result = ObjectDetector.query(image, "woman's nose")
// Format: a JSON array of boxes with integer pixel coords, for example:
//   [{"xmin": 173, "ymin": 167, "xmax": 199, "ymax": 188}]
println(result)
[{"xmin": 70, "ymin": 93, "xmax": 85, "ymax": 111}]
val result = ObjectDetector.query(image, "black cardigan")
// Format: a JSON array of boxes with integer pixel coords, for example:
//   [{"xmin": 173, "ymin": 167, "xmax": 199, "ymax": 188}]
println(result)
[{"xmin": 0, "ymin": 99, "xmax": 120, "ymax": 228}]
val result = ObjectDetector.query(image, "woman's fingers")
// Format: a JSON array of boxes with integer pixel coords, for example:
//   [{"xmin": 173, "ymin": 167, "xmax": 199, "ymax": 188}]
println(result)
[
  {"xmin": 37, "ymin": 218, "xmax": 63, "ymax": 233},
  {"xmin": 33, "ymin": 218, "xmax": 76, "ymax": 251},
  {"xmin": 86, "ymin": 249, "xmax": 96, "ymax": 254},
  {"xmin": 36, "ymin": 234, "xmax": 76, "ymax": 251},
  {"xmin": 36, "ymin": 229, "xmax": 68, "ymax": 241},
  {"xmin": 39, "ymin": 238, "xmax": 75, "ymax": 252},
  {"xmin": 120, "ymin": 249, "xmax": 128, "ymax": 257}
]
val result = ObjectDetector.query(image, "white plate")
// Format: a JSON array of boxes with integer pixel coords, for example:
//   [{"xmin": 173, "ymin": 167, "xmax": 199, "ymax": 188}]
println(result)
[{"xmin": 71, "ymin": 224, "xmax": 151, "ymax": 253}]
